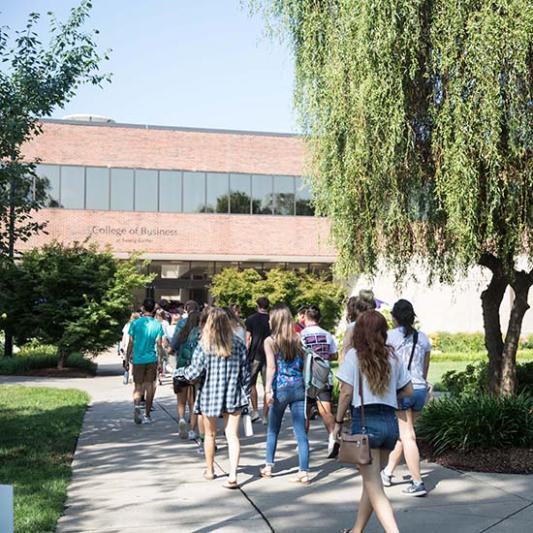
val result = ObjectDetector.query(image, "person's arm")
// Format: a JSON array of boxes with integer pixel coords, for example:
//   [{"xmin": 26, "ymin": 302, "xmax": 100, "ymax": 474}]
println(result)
[
  {"xmin": 126, "ymin": 336, "xmax": 133, "ymax": 365},
  {"xmin": 398, "ymin": 381, "xmax": 414, "ymax": 399},
  {"xmin": 182, "ymin": 344, "xmax": 206, "ymax": 382},
  {"xmin": 329, "ymin": 333, "xmax": 339, "ymax": 361},
  {"xmin": 334, "ymin": 380, "xmax": 353, "ymax": 437},
  {"xmin": 245, "ymin": 331, "xmax": 252, "ymax": 350},
  {"xmin": 264, "ymin": 337, "xmax": 276, "ymax": 406},
  {"xmin": 423, "ymin": 350, "xmax": 431, "ymax": 381}
]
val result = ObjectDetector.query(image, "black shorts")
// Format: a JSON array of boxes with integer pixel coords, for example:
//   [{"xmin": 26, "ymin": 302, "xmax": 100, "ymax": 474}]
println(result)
[
  {"xmin": 307, "ymin": 386, "xmax": 333, "ymax": 404},
  {"xmin": 250, "ymin": 358, "xmax": 266, "ymax": 386}
]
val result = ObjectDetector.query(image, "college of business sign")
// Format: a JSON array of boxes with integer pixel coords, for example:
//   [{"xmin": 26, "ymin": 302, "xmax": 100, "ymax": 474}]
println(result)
[{"xmin": 90, "ymin": 224, "xmax": 178, "ymax": 244}]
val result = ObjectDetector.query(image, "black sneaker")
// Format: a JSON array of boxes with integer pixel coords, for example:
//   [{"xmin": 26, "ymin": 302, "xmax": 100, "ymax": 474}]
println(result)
[{"xmin": 403, "ymin": 481, "xmax": 427, "ymax": 497}]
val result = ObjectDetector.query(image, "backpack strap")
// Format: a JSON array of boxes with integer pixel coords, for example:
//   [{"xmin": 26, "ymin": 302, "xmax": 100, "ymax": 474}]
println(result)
[{"xmin": 407, "ymin": 330, "xmax": 419, "ymax": 371}]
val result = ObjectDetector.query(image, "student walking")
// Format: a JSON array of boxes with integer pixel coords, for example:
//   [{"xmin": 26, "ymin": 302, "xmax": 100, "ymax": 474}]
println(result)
[
  {"xmin": 245, "ymin": 297, "xmax": 271, "ymax": 423},
  {"xmin": 382, "ymin": 299, "xmax": 432, "ymax": 496},
  {"xmin": 335, "ymin": 310, "xmax": 413, "ymax": 533},
  {"xmin": 260, "ymin": 304, "xmax": 310, "ymax": 484},
  {"xmin": 300, "ymin": 304, "xmax": 338, "ymax": 457},
  {"xmin": 174, "ymin": 310, "xmax": 201, "ymax": 440},
  {"xmin": 342, "ymin": 290, "xmax": 376, "ymax": 355},
  {"xmin": 180, "ymin": 307, "xmax": 250, "ymax": 488},
  {"xmin": 127, "ymin": 298, "xmax": 164, "ymax": 424}
]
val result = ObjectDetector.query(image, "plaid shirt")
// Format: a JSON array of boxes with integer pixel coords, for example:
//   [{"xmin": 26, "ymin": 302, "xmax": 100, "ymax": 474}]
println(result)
[{"xmin": 183, "ymin": 335, "xmax": 250, "ymax": 417}]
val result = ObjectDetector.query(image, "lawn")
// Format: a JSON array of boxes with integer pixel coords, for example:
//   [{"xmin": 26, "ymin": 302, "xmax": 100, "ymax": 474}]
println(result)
[{"xmin": 0, "ymin": 386, "xmax": 89, "ymax": 533}]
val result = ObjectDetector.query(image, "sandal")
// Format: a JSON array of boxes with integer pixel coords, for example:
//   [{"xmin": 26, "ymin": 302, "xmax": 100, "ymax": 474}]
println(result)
[
  {"xmin": 203, "ymin": 471, "xmax": 216, "ymax": 481},
  {"xmin": 290, "ymin": 473, "xmax": 310, "ymax": 484},
  {"xmin": 260, "ymin": 467, "xmax": 273, "ymax": 478},
  {"xmin": 222, "ymin": 479, "xmax": 239, "ymax": 489}
]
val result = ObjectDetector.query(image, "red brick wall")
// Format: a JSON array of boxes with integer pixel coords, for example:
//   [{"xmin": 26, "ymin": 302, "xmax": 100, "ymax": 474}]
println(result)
[
  {"xmin": 19, "ymin": 209, "xmax": 335, "ymax": 260},
  {"xmin": 23, "ymin": 121, "xmax": 305, "ymax": 175}
]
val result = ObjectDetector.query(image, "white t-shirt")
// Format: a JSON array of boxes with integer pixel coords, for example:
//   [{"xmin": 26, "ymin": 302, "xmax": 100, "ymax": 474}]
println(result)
[
  {"xmin": 301, "ymin": 325, "xmax": 338, "ymax": 365},
  {"xmin": 387, "ymin": 327, "xmax": 431, "ymax": 388},
  {"xmin": 337, "ymin": 348, "xmax": 411, "ymax": 409}
]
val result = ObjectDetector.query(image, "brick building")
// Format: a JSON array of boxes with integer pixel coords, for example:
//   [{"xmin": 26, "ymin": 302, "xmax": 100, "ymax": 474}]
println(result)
[{"xmin": 21, "ymin": 118, "xmax": 335, "ymax": 304}]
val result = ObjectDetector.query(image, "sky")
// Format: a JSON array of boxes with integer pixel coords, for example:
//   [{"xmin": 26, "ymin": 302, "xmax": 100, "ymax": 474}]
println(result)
[{"xmin": 2, "ymin": 0, "xmax": 297, "ymax": 133}]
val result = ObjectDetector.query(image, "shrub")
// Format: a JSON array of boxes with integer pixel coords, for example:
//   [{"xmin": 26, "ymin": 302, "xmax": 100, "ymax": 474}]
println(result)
[
  {"xmin": 0, "ymin": 349, "xmax": 97, "ymax": 375},
  {"xmin": 432, "ymin": 332, "xmax": 486, "ymax": 353},
  {"xmin": 442, "ymin": 360, "xmax": 533, "ymax": 396},
  {"xmin": 417, "ymin": 394, "xmax": 533, "ymax": 455}
]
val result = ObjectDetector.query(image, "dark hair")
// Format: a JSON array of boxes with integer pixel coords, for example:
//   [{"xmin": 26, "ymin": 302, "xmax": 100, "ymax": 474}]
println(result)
[
  {"xmin": 184, "ymin": 300, "xmax": 200, "ymax": 313},
  {"xmin": 353, "ymin": 310, "xmax": 391, "ymax": 396},
  {"xmin": 143, "ymin": 298, "xmax": 156, "ymax": 313},
  {"xmin": 256, "ymin": 297, "xmax": 270, "ymax": 310},
  {"xmin": 297, "ymin": 305, "xmax": 308, "ymax": 315},
  {"xmin": 391, "ymin": 299, "xmax": 416, "ymax": 337},
  {"xmin": 199, "ymin": 307, "xmax": 210, "ymax": 330},
  {"xmin": 224, "ymin": 306, "xmax": 244, "ymax": 331},
  {"xmin": 346, "ymin": 296, "xmax": 358, "ymax": 323},
  {"xmin": 178, "ymin": 311, "xmax": 201, "ymax": 343},
  {"xmin": 355, "ymin": 289, "xmax": 376, "ymax": 316},
  {"xmin": 305, "ymin": 304, "xmax": 321, "ymax": 323}
]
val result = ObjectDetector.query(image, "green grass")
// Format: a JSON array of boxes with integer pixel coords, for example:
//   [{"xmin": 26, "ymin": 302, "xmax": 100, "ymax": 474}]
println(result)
[
  {"xmin": 0, "ymin": 349, "xmax": 97, "ymax": 375},
  {"xmin": 0, "ymin": 386, "xmax": 89, "ymax": 533}
]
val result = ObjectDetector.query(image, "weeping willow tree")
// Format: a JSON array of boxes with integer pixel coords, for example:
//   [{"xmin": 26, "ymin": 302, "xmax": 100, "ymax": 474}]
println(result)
[{"xmin": 251, "ymin": 0, "xmax": 533, "ymax": 395}]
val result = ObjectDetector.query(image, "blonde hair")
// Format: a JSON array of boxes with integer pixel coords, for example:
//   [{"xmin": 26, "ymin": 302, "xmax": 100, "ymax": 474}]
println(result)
[
  {"xmin": 269, "ymin": 304, "xmax": 303, "ymax": 362},
  {"xmin": 200, "ymin": 307, "xmax": 233, "ymax": 357}
]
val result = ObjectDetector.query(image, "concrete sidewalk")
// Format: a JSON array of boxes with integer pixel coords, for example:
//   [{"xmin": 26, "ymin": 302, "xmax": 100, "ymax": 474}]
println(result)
[{"xmin": 1, "ymin": 352, "xmax": 532, "ymax": 532}]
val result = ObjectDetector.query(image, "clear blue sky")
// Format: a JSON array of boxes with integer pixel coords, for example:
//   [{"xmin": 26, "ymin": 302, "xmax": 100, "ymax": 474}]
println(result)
[{"xmin": 2, "ymin": 0, "xmax": 297, "ymax": 133}]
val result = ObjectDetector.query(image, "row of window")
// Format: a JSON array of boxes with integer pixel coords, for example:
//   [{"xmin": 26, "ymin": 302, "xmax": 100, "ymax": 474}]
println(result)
[{"xmin": 36, "ymin": 165, "xmax": 315, "ymax": 216}]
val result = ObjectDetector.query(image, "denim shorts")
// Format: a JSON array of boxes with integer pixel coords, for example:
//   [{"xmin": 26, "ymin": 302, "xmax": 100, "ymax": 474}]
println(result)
[
  {"xmin": 351, "ymin": 404, "xmax": 399, "ymax": 450},
  {"xmin": 398, "ymin": 386, "xmax": 427, "ymax": 412}
]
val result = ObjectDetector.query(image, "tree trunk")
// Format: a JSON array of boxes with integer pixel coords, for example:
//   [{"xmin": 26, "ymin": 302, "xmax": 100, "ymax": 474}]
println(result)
[
  {"xmin": 3, "ymin": 327, "xmax": 13, "ymax": 357},
  {"xmin": 57, "ymin": 347, "xmax": 67, "ymax": 370},
  {"xmin": 479, "ymin": 254, "xmax": 507, "ymax": 395},
  {"xmin": 501, "ymin": 270, "xmax": 533, "ymax": 395}
]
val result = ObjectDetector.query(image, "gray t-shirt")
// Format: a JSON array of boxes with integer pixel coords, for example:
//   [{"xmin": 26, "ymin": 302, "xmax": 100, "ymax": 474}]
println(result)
[
  {"xmin": 337, "ymin": 348, "xmax": 411, "ymax": 409},
  {"xmin": 387, "ymin": 327, "xmax": 431, "ymax": 388}
]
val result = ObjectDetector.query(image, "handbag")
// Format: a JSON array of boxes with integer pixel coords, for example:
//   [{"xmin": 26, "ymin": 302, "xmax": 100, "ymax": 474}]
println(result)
[{"xmin": 338, "ymin": 370, "xmax": 372, "ymax": 465}]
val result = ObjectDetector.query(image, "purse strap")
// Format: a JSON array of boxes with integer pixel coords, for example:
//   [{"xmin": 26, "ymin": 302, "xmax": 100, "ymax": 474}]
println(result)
[{"xmin": 358, "ymin": 368, "xmax": 367, "ymax": 432}]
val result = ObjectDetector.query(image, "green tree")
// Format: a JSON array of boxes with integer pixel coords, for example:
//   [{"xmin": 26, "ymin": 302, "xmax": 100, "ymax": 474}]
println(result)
[
  {"xmin": 253, "ymin": 0, "xmax": 533, "ymax": 395},
  {"xmin": 210, "ymin": 267, "xmax": 344, "ymax": 331},
  {"xmin": 2, "ymin": 242, "xmax": 151, "ymax": 368},
  {"xmin": 0, "ymin": 0, "xmax": 109, "ymax": 355}
]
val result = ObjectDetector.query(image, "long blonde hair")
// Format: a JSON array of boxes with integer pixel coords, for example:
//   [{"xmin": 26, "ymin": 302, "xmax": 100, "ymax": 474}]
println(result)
[
  {"xmin": 269, "ymin": 304, "xmax": 303, "ymax": 362},
  {"xmin": 201, "ymin": 307, "xmax": 233, "ymax": 357}
]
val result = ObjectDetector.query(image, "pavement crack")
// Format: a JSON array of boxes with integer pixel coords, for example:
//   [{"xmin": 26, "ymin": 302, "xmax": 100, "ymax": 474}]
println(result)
[{"xmin": 477, "ymin": 500, "xmax": 533, "ymax": 532}]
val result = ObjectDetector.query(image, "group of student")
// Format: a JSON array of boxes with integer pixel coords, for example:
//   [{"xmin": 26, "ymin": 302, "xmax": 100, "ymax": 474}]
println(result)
[{"xmin": 125, "ymin": 290, "xmax": 432, "ymax": 532}]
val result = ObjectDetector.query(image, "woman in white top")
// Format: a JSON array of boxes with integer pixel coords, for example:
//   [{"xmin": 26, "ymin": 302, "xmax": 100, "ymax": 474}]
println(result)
[
  {"xmin": 382, "ymin": 299, "xmax": 432, "ymax": 497},
  {"xmin": 335, "ymin": 310, "xmax": 413, "ymax": 533},
  {"xmin": 342, "ymin": 290, "xmax": 377, "ymax": 355}
]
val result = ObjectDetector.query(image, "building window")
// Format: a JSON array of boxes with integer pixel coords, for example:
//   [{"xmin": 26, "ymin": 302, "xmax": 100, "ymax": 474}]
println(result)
[
  {"xmin": 86, "ymin": 167, "xmax": 109, "ymax": 210},
  {"xmin": 135, "ymin": 169, "xmax": 158, "ymax": 212},
  {"xmin": 274, "ymin": 175, "xmax": 295, "ymax": 215},
  {"xmin": 36, "ymin": 164, "xmax": 60, "ymax": 207},
  {"xmin": 159, "ymin": 170, "xmax": 182, "ymax": 212},
  {"xmin": 206, "ymin": 172, "xmax": 229, "ymax": 213},
  {"xmin": 110, "ymin": 168, "xmax": 134, "ymax": 211},
  {"xmin": 183, "ymin": 171, "xmax": 206, "ymax": 213},
  {"xmin": 252, "ymin": 174, "xmax": 273, "ymax": 214},
  {"xmin": 229, "ymin": 173, "xmax": 251, "ymax": 214},
  {"xmin": 295, "ymin": 177, "xmax": 314, "ymax": 216},
  {"xmin": 60, "ymin": 166, "xmax": 85, "ymax": 209}
]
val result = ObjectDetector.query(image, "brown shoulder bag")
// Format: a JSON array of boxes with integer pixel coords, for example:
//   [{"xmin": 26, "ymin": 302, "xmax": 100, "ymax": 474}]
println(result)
[{"xmin": 338, "ymin": 370, "xmax": 372, "ymax": 465}]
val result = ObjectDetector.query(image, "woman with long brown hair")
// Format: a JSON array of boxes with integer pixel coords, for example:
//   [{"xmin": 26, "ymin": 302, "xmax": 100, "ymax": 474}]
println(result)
[
  {"xmin": 180, "ymin": 307, "xmax": 250, "ymax": 488},
  {"xmin": 260, "ymin": 304, "xmax": 309, "ymax": 483},
  {"xmin": 334, "ymin": 310, "xmax": 413, "ymax": 533}
]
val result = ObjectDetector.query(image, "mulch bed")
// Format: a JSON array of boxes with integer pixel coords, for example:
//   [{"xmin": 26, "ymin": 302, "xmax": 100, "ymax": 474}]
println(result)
[
  {"xmin": 419, "ymin": 440, "xmax": 533, "ymax": 474},
  {"xmin": 23, "ymin": 368, "xmax": 94, "ymax": 378}
]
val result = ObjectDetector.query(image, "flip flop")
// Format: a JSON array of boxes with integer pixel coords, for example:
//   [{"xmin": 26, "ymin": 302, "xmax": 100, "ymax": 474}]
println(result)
[
  {"xmin": 222, "ymin": 480, "xmax": 239, "ymax": 489},
  {"xmin": 290, "ymin": 474, "xmax": 310, "ymax": 485}
]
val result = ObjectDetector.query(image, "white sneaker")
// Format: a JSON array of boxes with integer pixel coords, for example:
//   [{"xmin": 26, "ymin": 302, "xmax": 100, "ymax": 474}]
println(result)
[
  {"xmin": 188, "ymin": 429, "xmax": 197, "ymax": 440},
  {"xmin": 327, "ymin": 433, "xmax": 340, "ymax": 459},
  {"xmin": 178, "ymin": 418, "xmax": 188, "ymax": 439},
  {"xmin": 134, "ymin": 405, "xmax": 142, "ymax": 425},
  {"xmin": 251, "ymin": 410, "xmax": 261, "ymax": 423},
  {"xmin": 142, "ymin": 415, "xmax": 152, "ymax": 424},
  {"xmin": 381, "ymin": 469, "xmax": 393, "ymax": 487}
]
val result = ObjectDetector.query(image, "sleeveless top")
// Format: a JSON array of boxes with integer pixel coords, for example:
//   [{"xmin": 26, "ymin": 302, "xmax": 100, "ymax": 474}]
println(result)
[{"xmin": 274, "ymin": 352, "xmax": 304, "ymax": 390}]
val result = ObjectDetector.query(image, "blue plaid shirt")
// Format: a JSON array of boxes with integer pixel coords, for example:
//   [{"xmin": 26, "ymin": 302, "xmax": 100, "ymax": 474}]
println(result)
[{"xmin": 183, "ymin": 335, "xmax": 250, "ymax": 417}]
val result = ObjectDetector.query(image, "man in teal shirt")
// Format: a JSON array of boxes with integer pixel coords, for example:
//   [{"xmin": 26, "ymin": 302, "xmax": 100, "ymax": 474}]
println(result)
[{"xmin": 127, "ymin": 298, "xmax": 164, "ymax": 424}]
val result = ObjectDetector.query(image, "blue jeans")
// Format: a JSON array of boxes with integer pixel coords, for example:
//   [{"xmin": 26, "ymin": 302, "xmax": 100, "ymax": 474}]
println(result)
[
  {"xmin": 398, "ymin": 386, "xmax": 428, "ymax": 412},
  {"xmin": 351, "ymin": 404, "xmax": 399, "ymax": 450},
  {"xmin": 265, "ymin": 385, "xmax": 309, "ymax": 472}
]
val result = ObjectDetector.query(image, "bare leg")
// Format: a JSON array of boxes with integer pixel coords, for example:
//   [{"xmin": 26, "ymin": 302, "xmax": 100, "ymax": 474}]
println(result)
[
  {"xmin": 197, "ymin": 414, "xmax": 204, "ymax": 438},
  {"xmin": 251, "ymin": 385, "xmax": 258, "ymax": 412},
  {"xmin": 223, "ymin": 412, "xmax": 242, "ymax": 482},
  {"xmin": 353, "ymin": 484, "xmax": 373, "ymax": 533},
  {"xmin": 144, "ymin": 381, "xmax": 155, "ymax": 416},
  {"xmin": 203, "ymin": 416, "xmax": 217, "ymax": 477},
  {"xmin": 133, "ymin": 383, "xmax": 143, "ymax": 404},
  {"xmin": 177, "ymin": 389, "xmax": 187, "ymax": 420},
  {"xmin": 317, "ymin": 400, "xmax": 335, "ymax": 434},
  {"xmin": 354, "ymin": 449, "xmax": 399, "ymax": 533},
  {"xmin": 394, "ymin": 410, "xmax": 422, "ymax": 482},
  {"xmin": 188, "ymin": 387, "xmax": 197, "ymax": 431},
  {"xmin": 386, "ymin": 439, "xmax": 404, "ymax": 476}
]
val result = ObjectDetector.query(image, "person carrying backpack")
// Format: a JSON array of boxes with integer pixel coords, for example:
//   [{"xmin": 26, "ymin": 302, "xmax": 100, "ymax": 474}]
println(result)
[
  {"xmin": 173, "ymin": 310, "xmax": 201, "ymax": 440},
  {"xmin": 260, "ymin": 304, "xmax": 310, "ymax": 484},
  {"xmin": 382, "ymin": 299, "xmax": 432, "ymax": 497}
]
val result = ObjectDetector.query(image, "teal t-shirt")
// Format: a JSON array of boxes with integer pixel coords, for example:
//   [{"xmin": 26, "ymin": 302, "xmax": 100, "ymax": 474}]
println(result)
[{"xmin": 128, "ymin": 316, "xmax": 164, "ymax": 364}]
